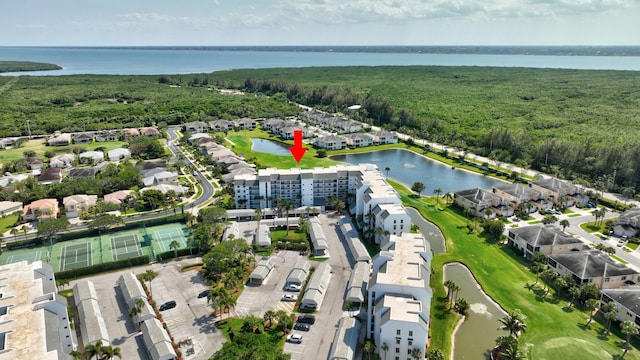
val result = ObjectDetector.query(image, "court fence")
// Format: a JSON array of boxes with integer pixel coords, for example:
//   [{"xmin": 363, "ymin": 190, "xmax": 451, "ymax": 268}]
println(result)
[
  {"xmin": 6, "ymin": 214, "xmax": 185, "ymax": 250},
  {"xmin": 55, "ymin": 255, "xmax": 150, "ymax": 280}
]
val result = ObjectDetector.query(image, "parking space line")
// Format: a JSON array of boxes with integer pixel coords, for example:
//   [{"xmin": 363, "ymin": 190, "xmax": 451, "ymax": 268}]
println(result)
[{"xmin": 164, "ymin": 316, "xmax": 186, "ymax": 325}]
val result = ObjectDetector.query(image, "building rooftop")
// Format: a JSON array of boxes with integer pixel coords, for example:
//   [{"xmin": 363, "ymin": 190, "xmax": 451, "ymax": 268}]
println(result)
[
  {"xmin": 602, "ymin": 286, "xmax": 640, "ymax": 316},
  {"xmin": 549, "ymin": 250, "xmax": 639, "ymax": 279},
  {"xmin": 510, "ymin": 225, "xmax": 585, "ymax": 247}
]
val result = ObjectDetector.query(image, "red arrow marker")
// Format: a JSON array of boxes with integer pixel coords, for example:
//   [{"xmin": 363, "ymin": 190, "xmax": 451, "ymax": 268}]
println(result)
[{"xmin": 289, "ymin": 129, "xmax": 308, "ymax": 163}]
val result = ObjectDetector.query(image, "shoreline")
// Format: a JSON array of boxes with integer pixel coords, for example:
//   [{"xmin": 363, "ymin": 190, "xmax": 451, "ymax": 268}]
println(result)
[{"xmin": 443, "ymin": 262, "xmax": 509, "ymax": 360}]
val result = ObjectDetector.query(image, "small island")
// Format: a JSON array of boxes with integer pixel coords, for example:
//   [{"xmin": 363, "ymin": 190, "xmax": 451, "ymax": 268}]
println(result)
[{"xmin": 0, "ymin": 61, "xmax": 62, "ymax": 73}]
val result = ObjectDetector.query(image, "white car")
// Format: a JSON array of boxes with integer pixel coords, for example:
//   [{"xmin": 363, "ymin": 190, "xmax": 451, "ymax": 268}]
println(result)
[
  {"xmin": 286, "ymin": 334, "xmax": 303, "ymax": 344},
  {"xmin": 285, "ymin": 284, "xmax": 301, "ymax": 292},
  {"xmin": 281, "ymin": 294, "xmax": 298, "ymax": 302}
]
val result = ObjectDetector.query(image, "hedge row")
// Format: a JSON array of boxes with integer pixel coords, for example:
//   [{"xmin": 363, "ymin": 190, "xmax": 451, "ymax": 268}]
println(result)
[
  {"xmin": 155, "ymin": 247, "xmax": 197, "ymax": 261},
  {"xmin": 55, "ymin": 255, "xmax": 150, "ymax": 280}
]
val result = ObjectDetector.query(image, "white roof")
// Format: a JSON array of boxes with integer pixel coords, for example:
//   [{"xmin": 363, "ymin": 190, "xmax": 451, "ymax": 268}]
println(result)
[
  {"xmin": 73, "ymin": 281, "xmax": 110, "ymax": 346},
  {"xmin": 79, "ymin": 151, "xmax": 104, "ymax": 160},
  {"xmin": 140, "ymin": 184, "xmax": 187, "ymax": 195},
  {"xmin": 141, "ymin": 318, "xmax": 177, "ymax": 360},
  {"xmin": 107, "ymin": 148, "xmax": 131, "ymax": 158}
]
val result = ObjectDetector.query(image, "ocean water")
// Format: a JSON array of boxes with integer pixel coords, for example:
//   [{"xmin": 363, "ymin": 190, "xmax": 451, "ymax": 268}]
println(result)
[{"xmin": 1, "ymin": 46, "xmax": 640, "ymax": 75}]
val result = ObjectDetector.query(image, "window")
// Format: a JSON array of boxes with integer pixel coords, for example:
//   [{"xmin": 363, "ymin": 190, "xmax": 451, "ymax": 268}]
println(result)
[
  {"xmin": 396, "ymin": 329, "xmax": 401, "ymax": 335},
  {"xmin": 605, "ymin": 277, "xmax": 611, "ymax": 283},
  {"xmin": 622, "ymin": 276, "xmax": 627, "ymax": 281},
  {"xmin": 408, "ymin": 340, "xmax": 413, "ymax": 346},
  {"xmin": 395, "ymin": 348, "xmax": 400, "ymax": 353},
  {"xmin": 408, "ymin": 331, "xmax": 413, "ymax": 336},
  {"xmin": 408, "ymin": 349, "xmax": 412, "ymax": 354},
  {"xmin": 396, "ymin": 339, "xmax": 400, "ymax": 345}
]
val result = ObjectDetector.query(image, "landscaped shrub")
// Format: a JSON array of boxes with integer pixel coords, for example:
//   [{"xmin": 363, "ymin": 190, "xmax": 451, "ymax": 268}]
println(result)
[
  {"xmin": 155, "ymin": 247, "xmax": 196, "ymax": 261},
  {"xmin": 55, "ymin": 255, "xmax": 150, "ymax": 279}
]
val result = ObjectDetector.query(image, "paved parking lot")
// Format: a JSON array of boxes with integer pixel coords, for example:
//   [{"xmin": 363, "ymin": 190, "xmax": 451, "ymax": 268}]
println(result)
[{"xmin": 70, "ymin": 257, "xmax": 224, "ymax": 360}]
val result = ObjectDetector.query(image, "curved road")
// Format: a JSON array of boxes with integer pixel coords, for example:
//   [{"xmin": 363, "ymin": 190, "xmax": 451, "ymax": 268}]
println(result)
[{"xmin": 5, "ymin": 127, "xmax": 216, "ymax": 244}]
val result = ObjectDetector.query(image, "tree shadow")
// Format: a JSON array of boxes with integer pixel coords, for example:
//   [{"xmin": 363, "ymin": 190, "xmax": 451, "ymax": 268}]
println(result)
[
  {"xmin": 562, "ymin": 305, "xmax": 574, "ymax": 313},
  {"xmin": 598, "ymin": 328, "xmax": 611, "ymax": 340}
]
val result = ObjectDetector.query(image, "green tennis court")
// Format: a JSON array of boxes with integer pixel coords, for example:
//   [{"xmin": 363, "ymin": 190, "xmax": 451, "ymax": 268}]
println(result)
[
  {"xmin": 60, "ymin": 242, "xmax": 92, "ymax": 271},
  {"xmin": 154, "ymin": 227, "xmax": 188, "ymax": 252},
  {"xmin": 5, "ymin": 250, "xmax": 42, "ymax": 265},
  {"xmin": 111, "ymin": 234, "xmax": 143, "ymax": 261}
]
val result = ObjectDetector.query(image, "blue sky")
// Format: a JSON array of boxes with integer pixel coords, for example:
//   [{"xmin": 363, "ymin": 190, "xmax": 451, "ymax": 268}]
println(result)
[{"xmin": 2, "ymin": 0, "xmax": 639, "ymax": 46}]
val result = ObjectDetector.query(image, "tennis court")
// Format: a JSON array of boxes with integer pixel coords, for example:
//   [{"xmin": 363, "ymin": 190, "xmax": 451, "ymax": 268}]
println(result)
[
  {"xmin": 5, "ymin": 250, "xmax": 43, "ymax": 265},
  {"xmin": 154, "ymin": 227, "xmax": 188, "ymax": 252},
  {"xmin": 111, "ymin": 234, "xmax": 143, "ymax": 261},
  {"xmin": 60, "ymin": 242, "xmax": 92, "ymax": 271}
]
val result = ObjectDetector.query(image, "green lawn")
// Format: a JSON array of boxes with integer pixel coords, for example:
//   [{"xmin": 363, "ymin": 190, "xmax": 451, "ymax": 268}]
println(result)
[
  {"xmin": 227, "ymin": 129, "xmax": 340, "ymax": 169},
  {"xmin": 0, "ymin": 214, "xmax": 19, "ymax": 235},
  {"xmin": 388, "ymin": 179, "xmax": 640, "ymax": 360},
  {"xmin": 0, "ymin": 139, "xmax": 128, "ymax": 163},
  {"xmin": 580, "ymin": 221, "xmax": 607, "ymax": 234},
  {"xmin": 270, "ymin": 229, "xmax": 306, "ymax": 242},
  {"xmin": 627, "ymin": 243, "xmax": 639, "ymax": 251}
]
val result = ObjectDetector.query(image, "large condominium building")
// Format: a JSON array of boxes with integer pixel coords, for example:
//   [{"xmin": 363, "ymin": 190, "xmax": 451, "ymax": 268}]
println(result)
[
  {"xmin": 233, "ymin": 164, "xmax": 411, "ymax": 242},
  {"xmin": 367, "ymin": 233, "xmax": 432, "ymax": 360},
  {"xmin": 233, "ymin": 164, "xmax": 377, "ymax": 209},
  {"xmin": 0, "ymin": 261, "xmax": 76, "ymax": 359}
]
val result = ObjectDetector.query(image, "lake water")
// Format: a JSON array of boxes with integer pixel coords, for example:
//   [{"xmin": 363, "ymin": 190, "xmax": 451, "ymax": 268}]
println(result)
[
  {"xmin": 250, "ymin": 138, "xmax": 291, "ymax": 156},
  {"xmin": 445, "ymin": 263, "xmax": 509, "ymax": 360},
  {"xmin": 406, "ymin": 207, "xmax": 446, "ymax": 254},
  {"xmin": 332, "ymin": 149, "xmax": 502, "ymax": 194},
  {"xmin": 2, "ymin": 47, "xmax": 640, "ymax": 76}
]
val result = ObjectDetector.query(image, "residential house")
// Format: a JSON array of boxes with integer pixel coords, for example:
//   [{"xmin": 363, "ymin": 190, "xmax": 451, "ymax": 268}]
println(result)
[
  {"xmin": 107, "ymin": 148, "xmax": 131, "ymax": 162},
  {"xmin": 68, "ymin": 168, "xmax": 96, "ymax": 179},
  {"xmin": 601, "ymin": 286, "xmax": 640, "ymax": 325},
  {"xmin": 22, "ymin": 198, "xmax": 59, "ymax": 222},
  {"xmin": 49, "ymin": 153, "xmax": 75, "ymax": 168},
  {"xmin": 0, "ymin": 200, "xmax": 22, "ymax": 216},
  {"xmin": 188, "ymin": 133, "xmax": 212, "ymax": 145},
  {"xmin": 508, "ymin": 225, "xmax": 589, "ymax": 260},
  {"xmin": 79, "ymin": 151, "xmax": 105, "ymax": 165},
  {"xmin": 73, "ymin": 132, "xmax": 94, "ymax": 144},
  {"xmin": 279, "ymin": 125, "xmax": 312, "ymax": 140},
  {"xmin": 234, "ymin": 118, "xmax": 256, "ymax": 129},
  {"xmin": 261, "ymin": 118, "xmax": 287, "ymax": 132},
  {"xmin": 454, "ymin": 188, "xmax": 510, "ymax": 218},
  {"xmin": 47, "ymin": 133, "xmax": 71, "ymax": 146},
  {"xmin": 300, "ymin": 262, "xmax": 332, "ymax": 311},
  {"xmin": 183, "ymin": 121, "xmax": 209, "ymax": 133},
  {"xmin": 104, "ymin": 189, "xmax": 135, "ymax": 205},
  {"xmin": 613, "ymin": 209, "xmax": 640, "ymax": 238},
  {"xmin": 37, "ymin": 168, "xmax": 62, "ymax": 184},
  {"xmin": 529, "ymin": 178, "xmax": 586, "ymax": 206},
  {"xmin": 209, "ymin": 119, "xmax": 235, "ymax": 131},
  {"xmin": 345, "ymin": 133, "xmax": 373, "ymax": 148},
  {"xmin": 548, "ymin": 250, "xmax": 640, "ymax": 289},
  {"xmin": 63, "ymin": 194, "xmax": 98, "ymax": 218},
  {"xmin": 25, "ymin": 157, "xmax": 44, "ymax": 171},
  {"xmin": 142, "ymin": 168, "xmax": 178, "ymax": 186},
  {"xmin": 492, "ymin": 183, "xmax": 551, "ymax": 212},
  {"xmin": 371, "ymin": 130, "xmax": 398, "ymax": 145},
  {"xmin": 333, "ymin": 119, "xmax": 363, "ymax": 134},
  {"xmin": 139, "ymin": 127, "xmax": 160, "ymax": 136},
  {"xmin": 95, "ymin": 130, "xmax": 118, "ymax": 142},
  {"xmin": 136, "ymin": 159, "xmax": 166, "ymax": 171},
  {"xmin": 122, "ymin": 128, "xmax": 140, "ymax": 137},
  {"xmin": 254, "ymin": 224, "xmax": 271, "ymax": 247},
  {"xmin": 0, "ymin": 173, "xmax": 29, "ymax": 188},
  {"xmin": 315, "ymin": 135, "xmax": 347, "ymax": 150},
  {"xmin": 198, "ymin": 141, "xmax": 219, "ymax": 155},
  {"xmin": 139, "ymin": 184, "xmax": 187, "ymax": 195},
  {"xmin": 0, "ymin": 137, "xmax": 18, "ymax": 149}
]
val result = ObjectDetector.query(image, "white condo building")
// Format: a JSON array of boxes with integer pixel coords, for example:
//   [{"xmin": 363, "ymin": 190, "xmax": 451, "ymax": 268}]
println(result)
[
  {"xmin": 233, "ymin": 164, "xmax": 411, "ymax": 242},
  {"xmin": 367, "ymin": 233, "xmax": 432, "ymax": 360}
]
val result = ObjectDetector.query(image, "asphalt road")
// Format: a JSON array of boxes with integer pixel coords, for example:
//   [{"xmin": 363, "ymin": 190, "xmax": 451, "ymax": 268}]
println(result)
[{"xmin": 4, "ymin": 127, "xmax": 215, "ymax": 245}]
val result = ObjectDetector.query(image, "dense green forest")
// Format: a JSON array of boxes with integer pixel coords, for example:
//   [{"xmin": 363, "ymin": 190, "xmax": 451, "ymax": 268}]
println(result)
[
  {"xmin": 1, "ymin": 66, "xmax": 640, "ymax": 190},
  {"xmin": 206, "ymin": 66, "xmax": 640, "ymax": 191},
  {"xmin": 0, "ymin": 61, "xmax": 62, "ymax": 73}
]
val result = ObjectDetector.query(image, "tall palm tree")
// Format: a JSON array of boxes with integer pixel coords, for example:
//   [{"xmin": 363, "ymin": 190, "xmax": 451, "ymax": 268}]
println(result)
[
  {"xmin": 384, "ymin": 166, "xmax": 390, "ymax": 178},
  {"xmin": 141, "ymin": 269, "xmax": 158, "ymax": 297},
  {"xmin": 621, "ymin": 320, "xmax": 639, "ymax": 356},
  {"xmin": 128, "ymin": 298, "xmax": 145, "ymax": 331},
  {"xmin": 444, "ymin": 280, "xmax": 456, "ymax": 305},
  {"xmin": 169, "ymin": 240, "xmax": 180, "ymax": 258},
  {"xmin": 263, "ymin": 309, "xmax": 276, "ymax": 328},
  {"xmin": 602, "ymin": 301, "xmax": 618, "ymax": 335},
  {"xmin": 381, "ymin": 342, "xmax": 389, "ymax": 360},
  {"xmin": 499, "ymin": 312, "xmax": 527, "ymax": 337},
  {"xmin": 84, "ymin": 340, "xmax": 106, "ymax": 360},
  {"xmin": 559, "ymin": 219, "xmax": 570, "ymax": 231},
  {"xmin": 10, "ymin": 227, "xmax": 18, "ymax": 242},
  {"xmin": 100, "ymin": 345, "xmax": 122, "ymax": 359},
  {"xmin": 410, "ymin": 347, "xmax": 423, "ymax": 360},
  {"xmin": 433, "ymin": 188, "xmax": 443, "ymax": 204},
  {"xmin": 585, "ymin": 298, "xmax": 600, "ymax": 324},
  {"xmin": 498, "ymin": 341, "xmax": 526, "ymax": 360}
]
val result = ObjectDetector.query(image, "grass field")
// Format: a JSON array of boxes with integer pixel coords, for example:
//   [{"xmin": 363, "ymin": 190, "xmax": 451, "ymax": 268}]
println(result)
[
  {"xmin": 388, "ymin": 179, "xmax": 640, "ymax": 359},
  {"xmin": 0, "ymin": 214, "xmax": 19, "ymax": 235},
  {"xmin": 0, "ymin": 139, "xmax": 128, "ymax": 163}
]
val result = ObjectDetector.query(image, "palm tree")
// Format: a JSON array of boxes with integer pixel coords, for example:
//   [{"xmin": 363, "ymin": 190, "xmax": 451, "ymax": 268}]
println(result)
[
  {"xmin": 169, "ymin": 240, "xmax": 180, "ymax": 258},
  {"xmin": 128, "ymin": 298, "xmax": 145, "ymax": 331},
  {"xmin": 84, "ymin": 340, "xmax": 106, "ymax": 360},
  {"xmin": 384, "ymin": 166, "xmax": 390, "ymax": 178},
  {"xmin": 444, "ymin": 192, "xmax": 453, "ymax": 205},
  {"xmin": 621, "ymin": 320, "xmax": 639, "ymax": 356},
  {"xmin": 263, "ymin": 309, "xmax": 276, "ymax": 328},
  {"xmin": 540, "ymin": 269, "xmax": 558, "ymax": 293},
  {"xmin": 530, "ymin": 263, "xmax": 545, "ymax": 284},
  {"xmin": 444, "ymin": 280, "xmax": 456, "ymax": 306},
  {"xmin": 282, "ymin": 199, "xmax": 293, "ymax": 234},
  {"xmin": 100, "ymin": 345, "xmax": 122, "ymax": 359},
  {"xmin": 559, "ymin": 219, "xmax": 570, "ymax": 231},
  {"xmin": 410, "ymin": 347, "xmax": 423, "ymax": 360},
  {"xmin": 362, "ymin": 340, "xmax": 376, "ymax": 360},
  {"xmin": 241, "ymin": 314, "xmax": 263, "ymax": 333},
  {"xmin": 585, "ymin": 298, "xmax": 600, "ymax": 324},
  {"xmin": 21, "ymin": 225, "xmax": 29, "ymax": 241},
  {"xmin": 498, "ymin": 341, "xmax": 526, "ymax": 360},
  {"xmin": 381, "ymin": 342, "xmax": 389, "ymax": 360},
  {"xmin": 10, "ymin": 227, "xmax": 18, "ymax": 242},
  {"xmin": 433, "ymin": 188, "xmax": 443, "ymax": 204},
  {"xmin": 568, "ymin": 286, "xmax": 581, "ymax": 307},
  {"xmin": 455, "ymin": 297, "xmax": 470, "ymax": 315},
  {"xmin": 141, "ymin": 269, "xmax": 158, "ymax": 297},
  {"xmin": 602, "ymin": 301, "xmax": 618, "ymax": 335},
  {"xmin": 499, "ymin": 311, "xmax": 527, "ymax": 337}
]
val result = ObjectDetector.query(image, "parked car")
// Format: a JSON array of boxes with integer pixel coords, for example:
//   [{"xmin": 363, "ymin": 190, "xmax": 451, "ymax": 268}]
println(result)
[
  {"xmin": 197, "ymin": 290, "xmax": 211, "ymax": 298},
  {"xmin": 293, "ymin": 323, "xmax": 310, "ymax": 331},
  {"xmin": 286, "ymin": 334, "xmax": 303, "ymax": 343},
  {"xmin": 618, "ymin": 240, "xmax": 626, "ymax": 247},
  {"xmin": 159, "ymin": 300, "xmax": 177, "ymax": 311},
  {"xmin": 297, "ymin": 314, "xmax": 315, "ymax": 324},
  {"xmin": 281, "ymin": 294, "xmax": 298, "ymax": 302},
  {"xmin": 285, "ymin": 284, "xmax": 301, "ymax": 292}
]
